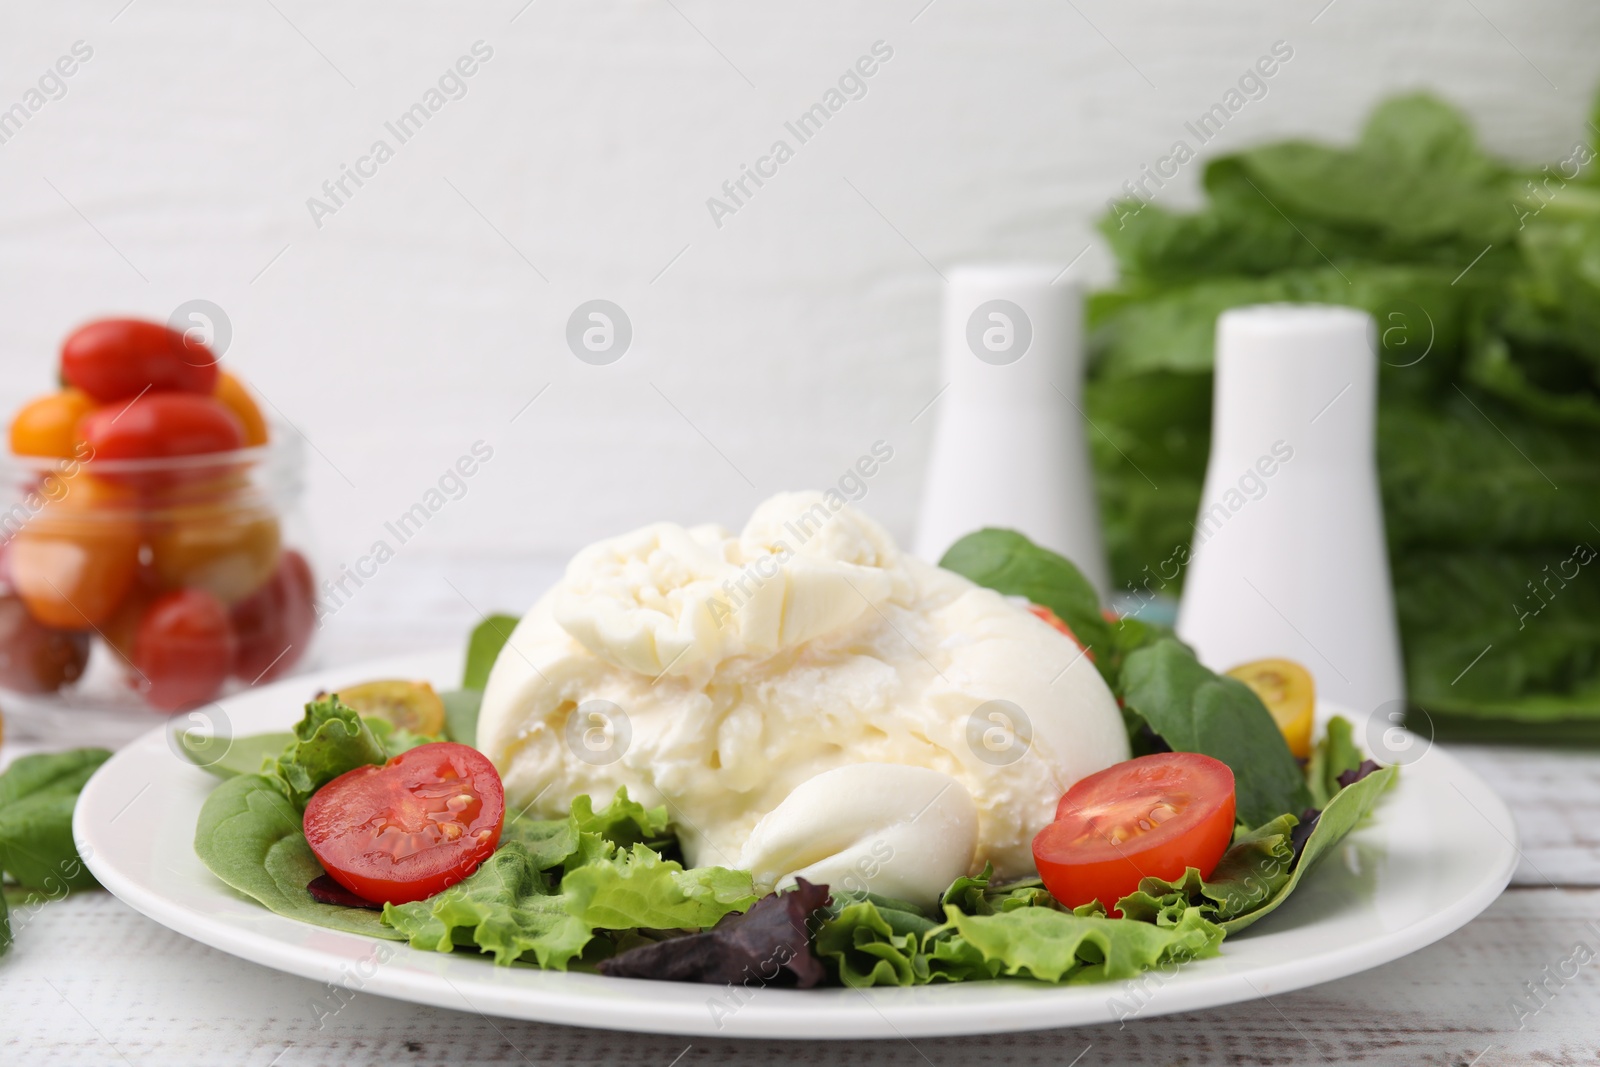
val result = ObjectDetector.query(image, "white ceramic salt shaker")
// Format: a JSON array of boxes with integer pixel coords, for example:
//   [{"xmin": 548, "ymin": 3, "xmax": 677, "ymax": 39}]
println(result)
[
  {"xmin": 1175, "ymin": 304, "xmax": 1404, "ymax": 714},
  {"xmin": 913, "ymin": 264, "xmax": 1109, "ymax": 596}
]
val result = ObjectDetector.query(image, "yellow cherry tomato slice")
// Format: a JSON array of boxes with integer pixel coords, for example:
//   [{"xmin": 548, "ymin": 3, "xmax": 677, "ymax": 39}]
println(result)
[
  {"xmin": 1226, "ymin": 657, "xmax": 1315, "ymax": 759},
  {"xmin": 332, "ymin": 680, "xmax": 447, "ymax": 737},
  {"xmin": 214, "ymin": 372, "xmax": 269, "ymax": 447},
  {"xmin": 10, "ymin": 389, "xmax": 96, "ymax": 459}
]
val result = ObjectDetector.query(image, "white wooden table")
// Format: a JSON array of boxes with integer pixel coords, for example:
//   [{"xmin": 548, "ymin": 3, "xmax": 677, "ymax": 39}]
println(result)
[{"xmin": 2, "ymin": 555, "xmax": 1596, "ymax": 1066}]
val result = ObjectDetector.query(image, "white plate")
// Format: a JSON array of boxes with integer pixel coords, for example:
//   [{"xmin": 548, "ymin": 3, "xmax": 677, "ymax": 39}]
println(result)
[{"xmin": 75, "ymin": 650, "xmax": 1518, "ymax": 1039}]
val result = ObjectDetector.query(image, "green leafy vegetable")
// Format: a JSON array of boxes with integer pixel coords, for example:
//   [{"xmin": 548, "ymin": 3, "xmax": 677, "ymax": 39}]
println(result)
[
  {"xmin": 266, "ymin": 696, "xmax": 387, "ymax": 807},
  {"xmin": 177, "ymin": 730, "xmax": 294, "ymax": 780},
  {"xmin": 814, "ymin": 877, "xmax": 1223, "ymax": 988},
  {"xmin": 463, "ymin": 613, "xmax": 519, "ymax": 691},
  {"xmin": 1118, "ymin": 638, "xmax": 1310, "ymax": 827},
  {"xmin": 193, "ymin": 773, "xmax": 400, "ymax": 939},
  {"xmin": 939, "ymin": 528, "xmax": 1114, "ymax": 680},
  {"xmin": 441, "ymin": 688, "xmax": 483, "ymax": 747},
  {"xmin": 383, "ymin": 790, "xmax": 756, "ymax": 969},
  {"xmin": 0, "ymin": 749, "xmax": 109, "ymax": 892},
  {"xmin": 1089, "ymin": 90, "xmax": 1600, "ymax": 734},
  {"xmin": 1117, "ymin": 762, "xmax": 1397, "ymax": 935}
]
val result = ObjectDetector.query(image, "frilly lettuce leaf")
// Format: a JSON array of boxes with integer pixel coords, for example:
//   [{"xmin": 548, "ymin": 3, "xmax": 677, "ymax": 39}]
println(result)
[
  {"xmin": 814, "ymin": 864, "xmax": 1221, "ymax": 988},
  {"xmin": 383, "ymin": 789, "xmax": 756, "ymax": 970},
  {"xmin": 266, "ymin": 696, "xmax": 387, "ymax": 808}
]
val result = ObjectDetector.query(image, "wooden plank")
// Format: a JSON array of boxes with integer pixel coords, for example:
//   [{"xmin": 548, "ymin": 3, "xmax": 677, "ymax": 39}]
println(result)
[{"xmin": 0, "ymin": 888, "xmax": 1594, "ymax": 1065}]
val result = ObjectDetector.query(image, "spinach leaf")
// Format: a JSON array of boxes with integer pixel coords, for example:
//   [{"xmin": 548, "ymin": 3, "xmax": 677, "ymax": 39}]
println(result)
[
  {"xmin": 0, "ymin": 749, "xmax": 109, "ymax": 892},
  {"xmin": 192, "ymin": 773, "xmax": 400, "ymax": 939},
  {"xmin": 463, "ymin": 613, "xmax": 519, "ymax": 691},
  {"xmin": 1118, "ymin": 638, "xmax": 1310, "ymax": 827},
  {"xmin": 938, "ymin": 528, "xmax": 1113, "ymax": 679},
  {"xmin": 440, "ymin": 688, "xmax": 483, "ymax": 747},
  {"xmin": 177, "ymin": 730, "xmax": 293, "ymax": 780}
]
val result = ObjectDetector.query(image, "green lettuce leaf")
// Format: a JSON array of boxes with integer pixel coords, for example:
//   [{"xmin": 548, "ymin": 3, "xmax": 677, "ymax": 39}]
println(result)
[
  {"xmin": 266, "ymin": 697, "xmax": 387, "ymax": 807},
  {"xmin": 927, "ymin": 905, "xmax": 1223, "ymax": 984},
  {"xmin": 383, "ymin": 805, "xmax": 756, "ymax": 969},
  {"xmin": 177, "ymin": 730, "xmax": 294, "ymax": 780}
]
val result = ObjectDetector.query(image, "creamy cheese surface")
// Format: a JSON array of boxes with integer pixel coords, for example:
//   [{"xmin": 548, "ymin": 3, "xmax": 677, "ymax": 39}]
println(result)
[{"xmin": 477, "ymin": 491, "xmax": 1128, "ymax": 901}]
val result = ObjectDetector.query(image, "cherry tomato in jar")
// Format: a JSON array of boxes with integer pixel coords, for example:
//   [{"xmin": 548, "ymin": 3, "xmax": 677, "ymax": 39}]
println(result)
[
  {"xmin": 303, "ymin": 742, "xmax": 505, "ymax": 905},
  {"xmin": 79, "ymin": 394, "xmax": 244, "ymax": 466},
  {"xmin": 213, "ymin": 371, "xmax": 269, "ymax": 448},
  {"xmin": 0, "ymin": 592, "xmax": 90, "ymax": 693},
  {"xmin": 9, "ymin": 473, "xmax": 140, "ymax": 629},
  {"xmin": 148, "ymin": 504, "xmax": 281, "ymax": 605},
  {"xmin": 9, "ymin": 389, "xmax": 97, "ymax": 459},
  {"xmin": 61, "ymin": 319, "xmax": 219, "ymax": 403},
  {"xmin": 132, "ymin": 587, "xmax": 236, "ymax": 711},
  {"xmin": 1033, "ymin": 753, "xmax": 1237, "ymax": 913},
  {"xmin": 231, "ymin": 549, "xmax": 315, "ymax": 684}
]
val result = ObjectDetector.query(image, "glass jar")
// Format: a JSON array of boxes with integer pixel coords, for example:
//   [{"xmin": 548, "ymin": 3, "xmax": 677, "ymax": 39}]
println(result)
[{"xmin": 0, "ymin": 425, "xmax": 316, "ymax": 746}]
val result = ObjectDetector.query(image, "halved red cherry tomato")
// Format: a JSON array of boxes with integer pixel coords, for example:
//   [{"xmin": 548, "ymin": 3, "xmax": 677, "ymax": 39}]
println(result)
[
  {"xmin": 61, "ymin": 319, "xmax": 219, "ymax": 403},
  {"xmin": 1033, "ymin": 753, "xmax": 1236, "ymax": 912},
  {"xmin": 80, "ymin": 393, "xmax": 244, "ymax": 465},
  {"xmin": 303, "ymin": 742, "xmax": 505, "ymax": 905},
  {"xmin": 231, "ymin": 549, "xmax": 315, "ymax": 683},
  {"xmin": 132, "ymin": 587, "xmax": 236, "ymax": 711}
]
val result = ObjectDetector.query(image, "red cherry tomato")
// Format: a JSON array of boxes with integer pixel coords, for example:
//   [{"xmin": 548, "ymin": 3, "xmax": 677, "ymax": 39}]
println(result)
[
  {"xmin": 80, "ymin": 394, "xmax": 244, "ymax": 466},
  {"xmin": 132, "ymin": 588, "xmax": 236, "ymax": 711},
  {"xmin": 61, "ymin": 319, "xmax": 219, "ymax": 403},
  {"xmin": 231, "ymin": 550, "xmax": 316, "ymax": 683},
  {"xmin": 1033, "ymin": 753, "xmax": 1237, "ymax": 912},
  {"xmin": 303, "ymin": 742, "xmax": 505, "ymax": 905}
]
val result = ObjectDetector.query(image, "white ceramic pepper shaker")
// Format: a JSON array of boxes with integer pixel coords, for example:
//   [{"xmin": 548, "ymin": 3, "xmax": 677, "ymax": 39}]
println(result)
[
  {"xmin": 913, "ymin": 264, "xmax": 1109, "ymax": 596},
  {"xmin": 1176, "ymin": 304, "xmax": 1404, "ymax": 714}
]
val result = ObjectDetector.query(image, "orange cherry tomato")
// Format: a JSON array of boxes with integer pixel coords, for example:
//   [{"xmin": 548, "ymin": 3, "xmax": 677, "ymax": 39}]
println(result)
[
  {"xmin": 9, "ymin": 473, "xmax": 140, "ymax": 629},
  {"xmin": 214, "ymin": 372, "xmax": 269, "ymax": 447},
  {"xmin": 1033, "ymin": 753, "xmax": 1237, "ymax": 913},
  {"xmin": 9, "ymin": 390, "xmax": 97, "ymax": 459},
  {"xmin": 61, "ymin": 318, "xmax": 219, "ymax": 403},
  {"xmin": 304, "ymin": 743, "xmax": 505, "ymax": 905}
]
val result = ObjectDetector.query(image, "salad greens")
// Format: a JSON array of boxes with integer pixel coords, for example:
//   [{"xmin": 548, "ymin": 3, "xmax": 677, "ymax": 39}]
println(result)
[
  {"xmin": 1119, "ymin": 638, "xmax": 1310, "ymax": 827},
  {"xmin": 185, "ymin": 531, "xmax": 1397, "ymax": 990},
  {"xmin": 1088, "ymin": 90, "xmax": 1600, "ymax": 737},
  {"xmin": 0, "ymin": 749, "xmax": 108, "ymax": 894},
  {"xmin": 0, "ymin": 748, "xmax": 110, "ymax": 957}
]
